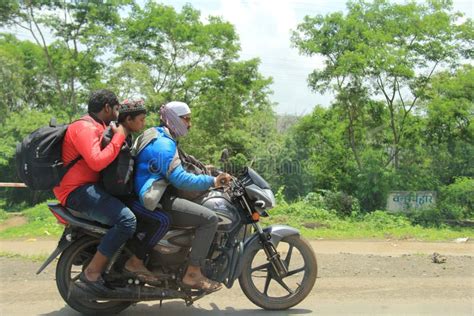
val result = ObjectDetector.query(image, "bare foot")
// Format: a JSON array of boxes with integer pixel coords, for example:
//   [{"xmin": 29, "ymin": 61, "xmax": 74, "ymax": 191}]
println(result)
[
  {"xmin": 182, "ymin": 272, "xmax": 222, "ymax": 292},
  {"xmin": 124, "ymin": 256, "xmax": 159, "ymax": 283}
]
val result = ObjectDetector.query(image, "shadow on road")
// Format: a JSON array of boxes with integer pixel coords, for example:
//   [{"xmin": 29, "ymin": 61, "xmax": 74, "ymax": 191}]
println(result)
[{"xmin": 39, "ymin": 301, "xmax": 313, "ymax": 315}]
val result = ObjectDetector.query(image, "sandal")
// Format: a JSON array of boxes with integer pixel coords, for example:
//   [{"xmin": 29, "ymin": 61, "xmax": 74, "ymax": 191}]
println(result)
[
  {"xmin": 182, "ymin": 276, "xmax": 222, "ymax": 293},
  {"xmin": 123, "ymin": 267, "xmax": 160, "ymax": 285}
]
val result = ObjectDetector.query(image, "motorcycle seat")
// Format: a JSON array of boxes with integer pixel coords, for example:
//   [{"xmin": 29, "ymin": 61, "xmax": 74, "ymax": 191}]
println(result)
[{"xmin": 47, "ymin": 202, "xmax": 110, "ymax": 234}]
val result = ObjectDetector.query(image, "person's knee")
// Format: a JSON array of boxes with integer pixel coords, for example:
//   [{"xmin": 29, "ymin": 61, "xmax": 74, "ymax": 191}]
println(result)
[{"xmin": 117, "ymin": 209, "xmax": 137, "ymax": 238}]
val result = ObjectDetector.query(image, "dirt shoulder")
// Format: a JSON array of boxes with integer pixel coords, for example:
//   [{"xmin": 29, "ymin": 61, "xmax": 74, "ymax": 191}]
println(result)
[
  {"xmin": 0, "ymin": 238, "xmax": 472, "ymax": 257},
  {"xmin": 0, "ymin": 247, "xmax": 472, "ymax": 315}
]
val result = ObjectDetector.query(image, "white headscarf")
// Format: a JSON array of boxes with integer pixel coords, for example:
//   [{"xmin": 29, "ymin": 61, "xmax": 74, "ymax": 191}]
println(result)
[{"xmin": 160, "ymin": 101, "xmax": 191, "ymax": 138}]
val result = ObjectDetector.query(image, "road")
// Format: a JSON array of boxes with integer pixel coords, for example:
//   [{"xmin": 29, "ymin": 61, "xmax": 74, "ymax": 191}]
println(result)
[{"xmin": 0, "ymin": 239, "xmax": 473, "ymax": 315}]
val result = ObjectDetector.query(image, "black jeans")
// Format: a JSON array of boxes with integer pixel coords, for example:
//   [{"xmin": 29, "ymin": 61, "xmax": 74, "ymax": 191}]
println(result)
[{"xmin": 160, "ymin": 190, "xmax": 218, "ymax": 267}]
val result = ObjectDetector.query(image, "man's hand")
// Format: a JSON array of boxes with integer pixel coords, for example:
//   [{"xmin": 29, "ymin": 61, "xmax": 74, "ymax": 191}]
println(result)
[
  {"xmin": 214, "ymin": 173, "xmax": 232, "ymax": 188},
  {"xmin": 110, "ymin": 122, "xmax": 129, "ymax": 137}
]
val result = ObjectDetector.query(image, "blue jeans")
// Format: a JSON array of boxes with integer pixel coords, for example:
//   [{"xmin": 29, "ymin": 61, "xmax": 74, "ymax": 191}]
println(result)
[{"xmin": 66, "ymin": 184, "xmax": 137, "ymax": 258}]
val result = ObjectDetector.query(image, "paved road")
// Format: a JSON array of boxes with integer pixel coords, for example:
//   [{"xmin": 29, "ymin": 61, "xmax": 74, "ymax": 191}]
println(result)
[{"xmin": 0, "ymin": 239, "xmax": 473, "ymax": 315}]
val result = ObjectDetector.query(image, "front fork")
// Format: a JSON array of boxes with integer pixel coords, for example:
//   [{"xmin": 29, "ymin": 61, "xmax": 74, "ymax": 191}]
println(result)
[
  {"xmin": 252, "ymin": 221, "xmax": 288, "ymax": 278},
  {"xmin": 239, "ymin": 193, "xmax": 288, "ymax": 278}
]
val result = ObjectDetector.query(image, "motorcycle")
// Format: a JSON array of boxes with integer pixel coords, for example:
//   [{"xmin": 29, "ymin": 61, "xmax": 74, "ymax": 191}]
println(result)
[{"xmin": 37, "ymin": 167, "xmax": 318, "ymax": 314}]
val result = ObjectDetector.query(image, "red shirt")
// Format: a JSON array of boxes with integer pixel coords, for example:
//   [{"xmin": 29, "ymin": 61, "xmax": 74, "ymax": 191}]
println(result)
[{"xmin": 53, "ymin": 115, "xmax": 126, "ymax": 205}]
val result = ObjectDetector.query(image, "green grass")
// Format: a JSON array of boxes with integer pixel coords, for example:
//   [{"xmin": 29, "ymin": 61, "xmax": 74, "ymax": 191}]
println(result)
[
  {"xmin": 262, "ymin": 202, "xmax": 474, "ymax": 241},
  {"xmin": 0, "ymin": 202, "xmax": 64, "ymax": 239},
  {"xmin": 0, "ymin": 209, "xmax": 10, "ymax": 223},
  {"xmin": 0, "ymin": 200, "xmax": 473, "ymax": 241},
  {"xmin": 0, "ymin": 251, "xmax": 48, "ymax": 262}
]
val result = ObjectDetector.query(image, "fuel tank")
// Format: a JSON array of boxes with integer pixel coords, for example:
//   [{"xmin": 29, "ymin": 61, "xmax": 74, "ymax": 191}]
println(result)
[{"xmin": 201, "ymin": 192, "xmax": 240, "ymax": 232}]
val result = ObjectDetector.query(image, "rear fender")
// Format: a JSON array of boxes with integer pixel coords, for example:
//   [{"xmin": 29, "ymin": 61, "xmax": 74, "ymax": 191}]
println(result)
[{"xmin": 36, "ymin": 229, "xmax": 73, "ymax": 274}]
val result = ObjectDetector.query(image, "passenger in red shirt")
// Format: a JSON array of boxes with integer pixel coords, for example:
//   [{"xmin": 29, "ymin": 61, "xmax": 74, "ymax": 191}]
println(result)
[{"xmin": 54, "ymin": 89, "xmax": 136, "ymax": 295}]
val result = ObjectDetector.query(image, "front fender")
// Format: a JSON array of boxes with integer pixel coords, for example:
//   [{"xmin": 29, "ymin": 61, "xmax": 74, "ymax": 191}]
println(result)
[{"xmin": 230, "ymin": 225, "xmax": 299, "ymax": 283}]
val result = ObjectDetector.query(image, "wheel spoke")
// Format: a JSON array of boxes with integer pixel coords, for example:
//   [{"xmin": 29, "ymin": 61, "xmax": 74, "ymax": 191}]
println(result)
[
  {"xmin": 285, "ymin": 266, "xmax": 305, "ymax": 277},
  {"xmin": 251, "ymin": 262, "xmax": 269, "ymax": 273},
  {"xmin": 263, "ymin": 270, "xmax": 272, "ymax": 295},
  {"xmin": 284, "ymin": 244, "xmax": 294, "ymax": 267},
  {"xmin": 274, "ymin": 277, "xmax": 295, "ymax": 295},
  {"xmin": 70, "ymin": 274, "xmax": 81, "ymax": 282}
]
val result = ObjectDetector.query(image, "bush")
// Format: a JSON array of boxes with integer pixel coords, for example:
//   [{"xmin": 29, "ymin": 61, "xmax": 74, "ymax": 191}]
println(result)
[
  {"xmin": 408, "ymin": 208, "xmax": 444, "ymax": 227},
  {"xmin": 303, "ymin": 192, "xmax": 326, "ymax": 209},
  {"xmin": 363, "ymin": 210, "xmax": 411, "ymax": 229},
  {"xmin": 439, "ymin": 177, "xmax": 474, "ymax": 220},
  {"xmin": 271, "ymin": 200, "xmax": 340, "ymax": 223},
  {"xmin": 303, "ymin": 190, "xmax": 360, "ymax": 217},
  {"xmin": 275, "ymin": 186, "xmax": 288, "ymax": 206}
]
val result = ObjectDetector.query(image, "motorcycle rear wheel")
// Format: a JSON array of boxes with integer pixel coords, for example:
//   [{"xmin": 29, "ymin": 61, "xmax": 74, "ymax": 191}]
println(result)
[
  {"xmin": 56, "ymin": 236, "xmax": 132, "ymax": 315},
  {"xmin": 239, "ymin": 235, "xmax": 317, "ymax": 310}
]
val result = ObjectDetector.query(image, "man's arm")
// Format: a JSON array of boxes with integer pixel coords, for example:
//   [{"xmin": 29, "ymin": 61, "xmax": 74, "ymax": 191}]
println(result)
[
  {"xmin": 154, "ymin": 139, "xmax": 215, "ymax": 191},
  {"xmin": 168, "ymin": 165, "xmax": 215, "ymax": 191},
  {"xmin": 72, "ymin": 123, "xmax": 126, "ymax": 172}
]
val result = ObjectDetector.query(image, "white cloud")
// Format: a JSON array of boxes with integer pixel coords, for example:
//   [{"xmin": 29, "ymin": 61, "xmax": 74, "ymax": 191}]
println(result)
[{"xmin": 198, "ymin": 0, "xmax": 333, "ymax": 114}]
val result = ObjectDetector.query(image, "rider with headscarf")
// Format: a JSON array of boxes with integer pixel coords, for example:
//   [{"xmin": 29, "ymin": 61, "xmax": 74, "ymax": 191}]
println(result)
[{"xmin": 134, "ymin": 101, "xmax": 231, "ymax": 292}]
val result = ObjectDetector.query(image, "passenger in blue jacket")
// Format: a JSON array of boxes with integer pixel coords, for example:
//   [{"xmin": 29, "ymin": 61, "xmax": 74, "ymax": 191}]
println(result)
[{"xmin": 134, "ymin": 101, "xmax": 231, "ymax": 292}]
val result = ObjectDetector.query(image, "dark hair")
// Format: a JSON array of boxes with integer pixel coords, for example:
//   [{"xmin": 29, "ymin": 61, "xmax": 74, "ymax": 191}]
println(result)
[
  {"xmin": 88, "ymin": 89, "xmax": 119, "ymax": 113},
  {"xmin": 118, "ymin": 109, "xmax": 147, "ymax": 123}
]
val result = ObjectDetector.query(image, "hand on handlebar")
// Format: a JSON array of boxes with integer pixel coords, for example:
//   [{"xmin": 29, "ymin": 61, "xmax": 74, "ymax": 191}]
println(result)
[{"xmin": 214, "ymin": 173, "xmax": 232, "ymax": 188}]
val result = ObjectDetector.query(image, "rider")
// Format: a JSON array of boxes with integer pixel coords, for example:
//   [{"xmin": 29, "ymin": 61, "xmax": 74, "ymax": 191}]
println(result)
[
  {"xmin": 101, "ymin": 98, "xmax": 170, "ymax": 284},
  {"xmin": 53, "ymin": 89, "xmax": 137, "ymax": 295},
  {"xmin": 134, "ymin": 101, "xmax": 232, "ymax": 292}
]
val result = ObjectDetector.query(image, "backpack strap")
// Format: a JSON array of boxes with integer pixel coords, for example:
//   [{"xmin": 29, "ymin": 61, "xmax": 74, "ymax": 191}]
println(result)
[{"xmin": 133, "ymin": 127, "xmax": 159, "ymax": 156}]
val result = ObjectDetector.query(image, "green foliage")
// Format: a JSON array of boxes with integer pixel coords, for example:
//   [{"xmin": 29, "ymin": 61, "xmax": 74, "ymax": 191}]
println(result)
[
  {"xmin": 2, "ymin": 200, "xmax": 473, "ymax": 241},
  {"xmin": 0, "ymin": 1, "xmax": 471, "ymax": 216},
  {"xmin": 287, "ymin": 0, "xmax": 472, "ymax": 211},
  {"xmin": 303, "ymin": 191, "xmax": 360, "ymax": 217},
  {"xmin": 439, "ymin": 177, "xmax": 474, "ymax": 220},
  {"xmin": 424, "ymin": 65, "xmax": 474, "ymax": 184},
  {"xmin": 266, "ymin": 201, "xmax": 473, "ymax": 240},
  {"xmin": 408, "ymin": 208, "xmax": 444, "ymax": 227},
  {"xmin": 0, "ymin": 2, "xmax": 278, "ymax": 207},
  {"xmin": 323, "ymin": 191, "xmax": 361, "ymax": 217},
  {"xmin": 271, "ymin": 200, "xmax": 342, "ymax": 226},
  {"xmin": 0, "ymin": 209, "xmax": 9, "ymax": 222},
  {"xmin": 362, "ymin": 210, "xmax": 411, "ymax": 230},
  {"xmin": 274, "ymin": 186, "xmax": 288, "ymax": 206},
  {"xmin": 0, "ymin": 202, "xmax": 63, "ymax": 239},
  {"xmin": 0, "ymin": 251, "xmax": 48, "ymax": 263},
  {"xmin": 0, "ymin": 108, "xmax": 70, "ymax": 207}
]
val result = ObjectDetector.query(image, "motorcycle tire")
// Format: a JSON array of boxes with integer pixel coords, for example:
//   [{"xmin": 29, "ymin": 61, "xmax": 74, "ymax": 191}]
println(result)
[
  {"xmin": 239, "ymin": 235, "xmax": 317, "ymax": 310},
  {"xmin": 56, "ymin": 236, "xmax": 132, "ymax": 315}
]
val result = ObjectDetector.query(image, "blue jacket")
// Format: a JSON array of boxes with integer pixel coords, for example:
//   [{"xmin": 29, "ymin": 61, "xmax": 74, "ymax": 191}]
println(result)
[{"xmin": 134, "ymin": 127, "xmax": 214, "ymax": 206}]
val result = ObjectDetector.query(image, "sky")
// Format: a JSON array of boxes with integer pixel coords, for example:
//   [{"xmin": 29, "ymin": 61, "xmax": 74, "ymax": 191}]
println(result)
[{"xmin": 157, "ymin": 0, "xmax": 473, "ymax": 115}]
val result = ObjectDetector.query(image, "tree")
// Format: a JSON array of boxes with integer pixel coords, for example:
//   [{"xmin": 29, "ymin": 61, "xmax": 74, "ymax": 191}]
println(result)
[
  {"xmin": 424, "ymin": 65, "xmax": 474, "ymax": 184},
  {"xmin": 0, "ymin": 0, "xmax": 131, "ymax": 117},
  {"xmin": 292, "ymin": 0, "xmax": 473, "ymax": 170},
  {"xmin": 112, "ymin": 3, "xmax": 240, "ymax": 107},
  {"xmin": 112, "ymin": 3, "xmax": 278, "ymax": 179}
]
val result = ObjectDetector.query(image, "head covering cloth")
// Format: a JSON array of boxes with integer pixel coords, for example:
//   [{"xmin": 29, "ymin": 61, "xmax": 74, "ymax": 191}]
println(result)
[{"xmin": 160, "ymin": 101, "xmax": 191, "ymax": 138}]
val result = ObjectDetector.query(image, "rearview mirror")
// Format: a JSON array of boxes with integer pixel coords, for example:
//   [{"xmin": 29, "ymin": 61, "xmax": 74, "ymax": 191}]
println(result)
[{"xmin": 220, "ymin": 148, "xmax": 230, "ymax": 163}]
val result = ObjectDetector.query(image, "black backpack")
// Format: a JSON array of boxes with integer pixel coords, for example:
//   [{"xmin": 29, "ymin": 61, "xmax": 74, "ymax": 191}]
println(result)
[
  {"xmin": 100, "ymin": 127, "xmax": 135, "ymax": 197},
  {"xmin": 15, "ymin": 117, "xmax": 90, "ymax": 190}
]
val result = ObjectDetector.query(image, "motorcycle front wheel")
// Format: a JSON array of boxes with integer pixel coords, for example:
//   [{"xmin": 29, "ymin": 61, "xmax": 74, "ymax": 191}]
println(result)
[
  {"xmin": 56, "ymin": 236, "xmax": 132, "ymax": 315},
  {"xmin": 239, "ymin": 235, "xmax": 317, "ymax": 310}
]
